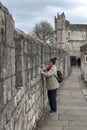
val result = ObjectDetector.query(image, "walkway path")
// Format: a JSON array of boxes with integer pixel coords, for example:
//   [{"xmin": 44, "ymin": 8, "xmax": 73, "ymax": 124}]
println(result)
[{"xmin": 38, "ymin": 66, "xmax": 87, "ymax": 130}]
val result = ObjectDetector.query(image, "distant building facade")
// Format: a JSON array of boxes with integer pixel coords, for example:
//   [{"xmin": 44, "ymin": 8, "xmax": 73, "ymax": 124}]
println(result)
[{"xmin": 54, "ymin": 12, "xmax": 87, "ymax": 59}]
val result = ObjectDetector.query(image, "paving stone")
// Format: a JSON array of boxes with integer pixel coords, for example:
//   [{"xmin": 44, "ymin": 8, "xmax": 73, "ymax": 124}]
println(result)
[
  {"xmin": 70, "ymin": 121, "xmax": 87, "ymax": 127},
  {"xmin": 59, "ymin": 114, "xmax": 87, "ymax": 121},
  {"xmin": 42, "ymin": 120, "xmax": 69, "ymax": 127},
  {"xmin": 64, "ymin": 127, "xmax": 87, "ymax": 130},
  {"xmin": 59, "ymin": 109, "xmax": 87, "ymax": 116},
  {"xmin": 58, "ymin": 106, "xmax": 87, "ymax": 111},
  {"xmin": 38, "ymin": 126, "xmax": 63, "ymax": 130},
  {"xmin": 58, "ymin": 100, "xmax": 87, "ymax": 107},
  {"xmin": 45, "ymin": 113, "xmax": 59, "ymax": 121}
]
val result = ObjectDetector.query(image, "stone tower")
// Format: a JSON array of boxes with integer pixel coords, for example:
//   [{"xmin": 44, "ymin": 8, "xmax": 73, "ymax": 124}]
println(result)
[
  {"xmin": 54, "ymin": 12, "xmax": 66, "ymax": 48},
  {"xmin": 54, "ymin": 12, "xmax": 87, "ymax": 59}
]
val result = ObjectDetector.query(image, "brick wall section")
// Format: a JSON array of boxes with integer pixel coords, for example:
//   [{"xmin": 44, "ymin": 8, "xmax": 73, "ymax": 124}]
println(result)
[{"xmin": 0, "ymin": 2, "xmax": 71, "ymax": 130}]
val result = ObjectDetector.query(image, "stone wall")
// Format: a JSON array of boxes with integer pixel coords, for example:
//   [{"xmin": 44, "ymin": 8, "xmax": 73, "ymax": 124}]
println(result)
[
  {"xmin": 0, "ymin": 3, "xmax": 71, "ymax": 130},
  {"xmin": 80, "ymin": 43, "xmax": 87, "ymax": 81}
]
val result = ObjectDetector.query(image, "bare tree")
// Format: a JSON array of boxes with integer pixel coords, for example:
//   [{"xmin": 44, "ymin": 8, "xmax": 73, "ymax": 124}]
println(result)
[{"xmin": 32, "ymin": 21, "xmax": 54, "ymax": 44}]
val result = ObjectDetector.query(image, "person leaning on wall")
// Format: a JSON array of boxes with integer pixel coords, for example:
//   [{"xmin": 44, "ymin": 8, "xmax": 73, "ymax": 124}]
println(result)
[{"xmin": 40, "ymin": 57, "xmax": 60, "ymax": 116}]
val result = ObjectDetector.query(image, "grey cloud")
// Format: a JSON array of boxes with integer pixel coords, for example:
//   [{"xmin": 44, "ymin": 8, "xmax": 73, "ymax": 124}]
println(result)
[
  {"xmin": 1, "ymin": 0, "xmax": 87, "ymax": 32},
  {"xmin": 1, "ymin": 0, "xmax": 80, "ymax": 13}
]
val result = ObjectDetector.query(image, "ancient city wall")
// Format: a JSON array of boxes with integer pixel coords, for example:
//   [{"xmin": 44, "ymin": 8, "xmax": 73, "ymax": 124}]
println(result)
[
  {"xmin": 0, "ymin": 3, "xmax": 71, "ymax": 130},
  {"xmin": 80, "ymin": 43, "xmax": 87, "ymax": 81}
]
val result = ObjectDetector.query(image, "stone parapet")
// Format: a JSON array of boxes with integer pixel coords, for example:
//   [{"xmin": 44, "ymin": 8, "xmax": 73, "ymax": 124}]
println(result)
[{"xmin": 0, "ymin": 2, "xmax": 71, "ymax": 130}]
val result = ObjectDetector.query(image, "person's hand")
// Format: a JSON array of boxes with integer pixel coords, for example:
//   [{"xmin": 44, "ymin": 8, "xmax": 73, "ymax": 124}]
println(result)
[
  {"xmin": 40, "ymin": 70, "xmax": 44, "ymax": 74},
  {"xmin": 38, "ymin": 67, "xmax": 42, "ymax": 74}
]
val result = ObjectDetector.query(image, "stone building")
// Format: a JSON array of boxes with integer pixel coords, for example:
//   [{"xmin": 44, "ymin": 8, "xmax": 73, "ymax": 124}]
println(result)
[
  {"xmin": 54, "ymin": 12, "xmax": 87, "ymax": 65},
  {"xmin": 80, "ymin": 43, "xmax": 87, "ymax": 81}
]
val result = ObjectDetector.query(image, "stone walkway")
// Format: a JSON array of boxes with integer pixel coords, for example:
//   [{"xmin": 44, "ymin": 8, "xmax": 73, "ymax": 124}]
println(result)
[{"xmin": 38, "ymin": 66, "xmax": 87, "ymax": 130}]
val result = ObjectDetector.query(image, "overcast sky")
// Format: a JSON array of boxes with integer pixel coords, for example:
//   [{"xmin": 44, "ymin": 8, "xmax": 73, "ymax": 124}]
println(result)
[{"xmin": 1, "ymin": 0, "xmax": 87, "ymax": 33}]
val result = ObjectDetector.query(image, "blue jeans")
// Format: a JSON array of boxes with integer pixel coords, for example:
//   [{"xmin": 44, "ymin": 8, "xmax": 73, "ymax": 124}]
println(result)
[{"xmin": 47, "ymin": 89, "xmax": 57, "ymax": 112}]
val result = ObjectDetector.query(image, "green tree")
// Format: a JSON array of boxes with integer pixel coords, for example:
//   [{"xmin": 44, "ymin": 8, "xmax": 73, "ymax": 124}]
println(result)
[{"xmin": 32, "ymin": 21, "xmax": 54, "ymax": 44}]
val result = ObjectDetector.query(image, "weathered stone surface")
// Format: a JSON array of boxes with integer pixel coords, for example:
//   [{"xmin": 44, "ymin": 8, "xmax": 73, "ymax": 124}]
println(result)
[
  {"xmin": 0, "ymin": 80, "xmax": 4, "ymax": 111},
  {"xmin": 0, "ymin": 2, "xmax": 71, "ymax": 130},
  {"xmin": 80, "ymin": 43, "xmax": 87, "ymax": 82},
  {"xmin": 70, "ymin": 121, "xmax": 87, "ymax": 127},
  {"xmin": 59, "ymin": 114, "xmax": 87, "ymax": 121},
  {"xmin": 39, "ymin": 126, "xmax": 63, "ymax": 130},
  {"xmin": 64, "ymin": 127, "xmax": 87, "ymax": 130},
  {"xmin": 42, "ymin": 120, "xmax": 69, "ymax": 126}
]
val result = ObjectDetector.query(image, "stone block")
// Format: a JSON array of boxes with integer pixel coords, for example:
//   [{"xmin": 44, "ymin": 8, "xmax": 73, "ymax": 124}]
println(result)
[
  {"xmin": 0, "ymin": 109, "xmax": 6, "ymax": 129},
  {"xmin": 3, "ymin": 47, "xmax": 11, "ymax": 78},
  {"xmin": 38, "ymin": 126, "xmax": 63, "ymax": 130},
  {"xmin": 64, "ymin": 127, "xmax": 87, "ymax": 130},
  {"xmin": 5, "ymin": 14, "xmax": 14, "ymax": 47},
  {"xmin": 15, "ymin": 71, "xmax": 23, "ymax": 88},
  {"xmin": 15, "ymin": 54, "xmax": 22, "ymax": 72},
  {"xmin": 11, "ymin": 75, "xmax": 16, "ymax": 97},
  {"xmin": 0, "ymin": 80, "xmax": 4, "ymax": 111},
  {"xmin": 11, "ymin": 48, "xmax": 15, "ymax": 75},
  {"xmin": 7, "ymin": 78, "xmax": 12, "ymax": 101}
]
